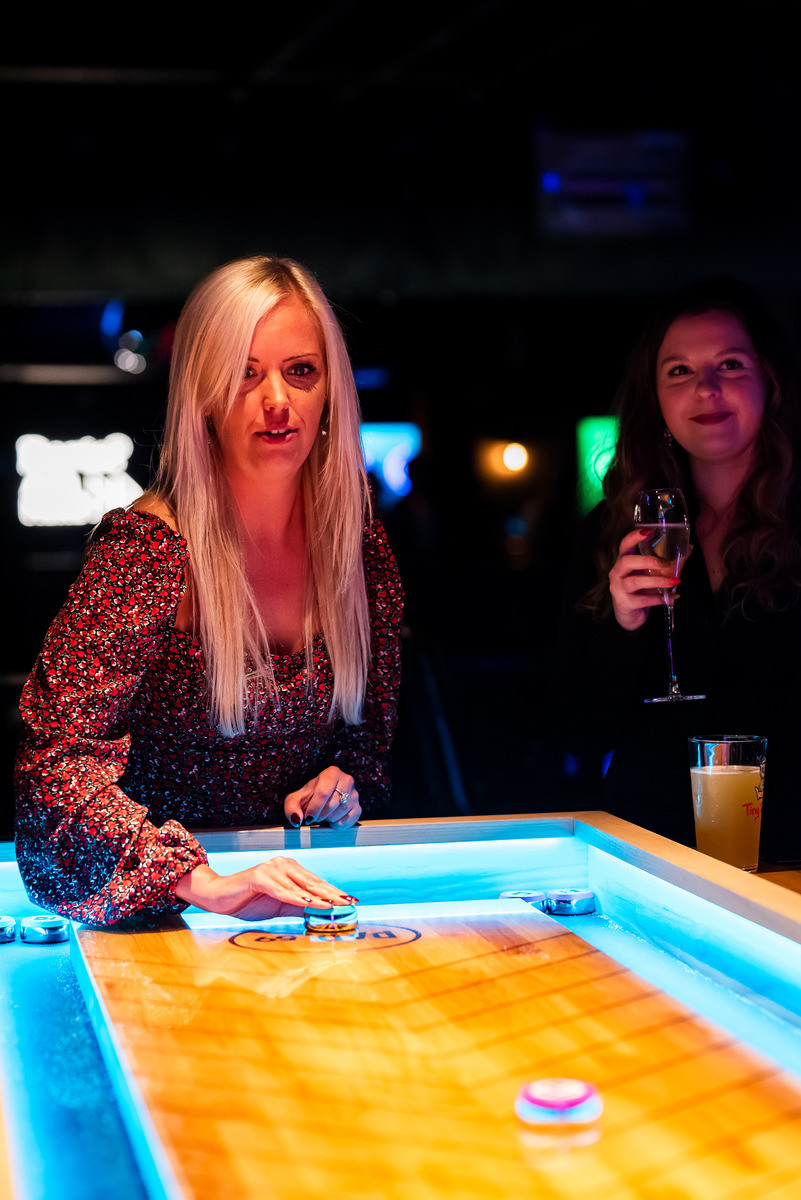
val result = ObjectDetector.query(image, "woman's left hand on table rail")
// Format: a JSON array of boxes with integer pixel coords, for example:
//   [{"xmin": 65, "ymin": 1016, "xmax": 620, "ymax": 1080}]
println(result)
[{"xmin": 283, "ymin": 765, "xmax": 362, "ymax": 829}]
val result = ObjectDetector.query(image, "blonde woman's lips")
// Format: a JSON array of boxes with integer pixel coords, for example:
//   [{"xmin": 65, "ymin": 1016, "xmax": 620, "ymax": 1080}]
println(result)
[{"xmin": 691, "ymin": 413, "xmax": 731, "ymax": 425}]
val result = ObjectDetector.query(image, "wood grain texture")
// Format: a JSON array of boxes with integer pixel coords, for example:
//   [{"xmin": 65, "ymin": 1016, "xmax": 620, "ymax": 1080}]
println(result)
[
  {"xmin": 75, "ymin": 910, "xmax": 801, "ymax": 1200},
  {"xmin": 759, "ymin": 870, "xmax": 801, "ymax": 896},
  {"xmin": 0, "ymin": 1091, "xmax": 14, "ymax": 1200}
]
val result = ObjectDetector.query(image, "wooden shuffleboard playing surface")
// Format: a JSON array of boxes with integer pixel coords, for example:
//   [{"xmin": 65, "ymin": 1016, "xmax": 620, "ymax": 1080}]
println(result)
[
  {"xmin": 1, "ymin": 1092, "xmax": 14, "ymax": 1200},
  {"xmin": 73, "ymin": 903, "xmax": 801, "ymax": 1200}
]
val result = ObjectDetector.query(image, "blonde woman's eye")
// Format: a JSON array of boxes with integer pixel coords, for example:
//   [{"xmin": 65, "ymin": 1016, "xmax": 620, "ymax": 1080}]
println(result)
[
  {"xmin": 721, "ymin": 358, "xmax": 744, "ymax": 370},
  {"xmin": 288, "ymin": 363, "xmax": 317, "ymax": 380}
]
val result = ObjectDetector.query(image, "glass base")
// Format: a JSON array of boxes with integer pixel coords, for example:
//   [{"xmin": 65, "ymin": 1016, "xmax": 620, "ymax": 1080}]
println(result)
[{"xmin": 644, "ymin": 692, "xmax": 706, "ymax": 704}]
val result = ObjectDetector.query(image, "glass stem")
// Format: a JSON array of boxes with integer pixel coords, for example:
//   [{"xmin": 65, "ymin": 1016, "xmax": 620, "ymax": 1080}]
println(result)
[{"xmin": 663, "ymin": 598, "xmax": 680, "ymax": 696}]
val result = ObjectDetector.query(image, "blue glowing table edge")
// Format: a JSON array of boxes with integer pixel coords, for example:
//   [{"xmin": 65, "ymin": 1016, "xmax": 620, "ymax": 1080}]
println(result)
[
  {"xmin": 70, "ymin": 932, "xmax": 184, "ymax": 1200},
  {"xmin": 186, "ymin": 810, "xmax": 801, "ymax": 949}
]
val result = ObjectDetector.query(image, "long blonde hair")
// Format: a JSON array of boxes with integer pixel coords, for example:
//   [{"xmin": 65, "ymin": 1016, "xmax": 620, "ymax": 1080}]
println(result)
[{"xmin": 155, "ymin": 255, "xmax": 371, "ymax": 736}]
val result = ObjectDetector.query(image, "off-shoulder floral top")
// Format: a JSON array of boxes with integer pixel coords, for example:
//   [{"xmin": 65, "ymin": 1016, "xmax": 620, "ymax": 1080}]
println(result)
[{"xmin": 14, "ymin": 508, "xmax": 403, "ymax": 926}]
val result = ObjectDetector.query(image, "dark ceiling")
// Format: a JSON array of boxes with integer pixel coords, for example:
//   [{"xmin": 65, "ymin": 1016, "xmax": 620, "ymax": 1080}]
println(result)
[
  {"xmin": 3, "ymin": 1, "xmax": 800, "ymax": 303},
  {"xmin": 2, "ymin": 2, "xmax": 800, "ymax": 817}
]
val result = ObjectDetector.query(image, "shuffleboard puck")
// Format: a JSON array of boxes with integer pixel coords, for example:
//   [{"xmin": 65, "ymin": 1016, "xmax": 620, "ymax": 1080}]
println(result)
[
  {"xmin": 19, "ymin": 915, "xmax": 69, "ymax": 944},
  {"xmin": 515, "ymin": 1078, "xmax": 603, "ymax": 1126},
  {"xmin": 304, "ymin": 904, "xmax": 358, "ymax": 936},
  {"xmin": 544, "ymin": 888, "xmax": 596, "ymax": 916}
]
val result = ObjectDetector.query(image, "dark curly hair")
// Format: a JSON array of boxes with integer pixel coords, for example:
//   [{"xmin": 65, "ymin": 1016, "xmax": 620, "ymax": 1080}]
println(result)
[{"xmin": 584, "ymin": 277, "xmax": 801, "ymax": 617}]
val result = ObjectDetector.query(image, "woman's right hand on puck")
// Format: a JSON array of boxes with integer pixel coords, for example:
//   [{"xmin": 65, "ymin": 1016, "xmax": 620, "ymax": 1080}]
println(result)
[{"xmin": 173, "ymin": 858, "xmax": 357, "ymax": 921}]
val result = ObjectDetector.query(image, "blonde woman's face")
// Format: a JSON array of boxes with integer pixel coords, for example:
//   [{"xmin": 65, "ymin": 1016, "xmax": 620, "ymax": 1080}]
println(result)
[{"xmin": 217, "ymin": 295, "xmax": 327, "ymax": 487}]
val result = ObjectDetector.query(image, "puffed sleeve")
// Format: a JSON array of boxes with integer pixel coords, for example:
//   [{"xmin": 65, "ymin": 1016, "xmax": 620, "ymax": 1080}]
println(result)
[
  {"xmin": 14, "ymin": 509, "xmax": 208, "ymax": 925},
  {"xmin": 329, "ymin": 515, "xmax": 404, "ymax": 815}
]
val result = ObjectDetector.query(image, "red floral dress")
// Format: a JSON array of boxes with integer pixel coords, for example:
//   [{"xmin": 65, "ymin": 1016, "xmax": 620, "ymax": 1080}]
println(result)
[{"xmin": 14, "ymin": 509, "xmax": 403, "ymax": 926}]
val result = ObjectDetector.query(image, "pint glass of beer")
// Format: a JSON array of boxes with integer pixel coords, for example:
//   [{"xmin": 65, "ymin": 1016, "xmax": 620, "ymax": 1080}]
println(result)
[{"xmin": 688, "ymin": 735, "xmax": 767, "ymax": 871}]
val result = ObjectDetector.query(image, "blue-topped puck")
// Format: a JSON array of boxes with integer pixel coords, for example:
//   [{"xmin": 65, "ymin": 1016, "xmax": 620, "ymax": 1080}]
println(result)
[
  {"xmin": 515, "ymin": 1078, "xmax": 603, "ymax": 1126},
  {"xmin": 1, "ymin": 915, "xmax": 15, "ymax": 943},
  {"xmin": 304, "ymin": 904, "xmax": 358, "ymax": 936},
  {"xmin": 499, "ymin": 890, "xmax": 547, "ymax": 910},
  {"xmin": 544, "ymin": 888, "xmax": 596, "ymax": 916},
  {"xmin": 19, "ymin": 915, "xmax": 69, "ymax": 944}
]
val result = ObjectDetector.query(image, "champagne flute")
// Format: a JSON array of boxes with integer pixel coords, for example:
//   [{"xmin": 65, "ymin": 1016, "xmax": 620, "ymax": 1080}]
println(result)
[{"xmin": 634, "ymin": 489, "xmax": 705, "ymax": 703}]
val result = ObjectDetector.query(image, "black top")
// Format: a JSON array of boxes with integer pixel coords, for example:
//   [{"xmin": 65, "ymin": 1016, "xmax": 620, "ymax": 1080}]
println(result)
[{"xmin": 557, "ymin": 504, "xmax": 801, "ymax": 860}]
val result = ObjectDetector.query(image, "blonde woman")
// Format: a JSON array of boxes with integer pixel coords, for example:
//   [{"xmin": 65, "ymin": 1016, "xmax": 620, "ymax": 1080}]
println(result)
[{"xmin": 15, "ymin": 256, "xmax": 403, "ymax": 925}]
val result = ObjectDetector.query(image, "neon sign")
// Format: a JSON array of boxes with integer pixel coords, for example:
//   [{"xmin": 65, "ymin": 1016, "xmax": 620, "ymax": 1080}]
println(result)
[{"xmin": 16, "ymin": 433, "xmax": 143, "ymax": 527}]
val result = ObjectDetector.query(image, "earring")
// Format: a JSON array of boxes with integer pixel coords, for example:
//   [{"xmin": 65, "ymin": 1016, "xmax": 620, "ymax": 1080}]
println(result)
[{"xmin": 663, "ymin": 425, "xmax": 674, "ymax": 448}]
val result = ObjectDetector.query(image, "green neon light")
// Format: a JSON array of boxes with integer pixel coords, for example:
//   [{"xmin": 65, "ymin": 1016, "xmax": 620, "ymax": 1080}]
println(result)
[{"xmin": 576, "ymin": 416, "xmax": 619, "ymax": 514}]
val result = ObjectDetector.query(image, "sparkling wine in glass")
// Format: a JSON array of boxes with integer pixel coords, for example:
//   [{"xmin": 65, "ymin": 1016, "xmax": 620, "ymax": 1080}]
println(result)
[{"xmin": 634, "ymin": 489, "xmax": 705, "ymax": 703}]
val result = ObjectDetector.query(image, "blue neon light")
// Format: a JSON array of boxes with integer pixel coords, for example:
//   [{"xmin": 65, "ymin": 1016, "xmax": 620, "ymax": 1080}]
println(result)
[
  {"xmin": 100, "ymin": 300, "xmax": 125, "ymax": 341},
  {"xmin": 626, "ymin": 183, "xmax": 647, "ymax": 208},
  {"xmin": 360, "ymin": 422, "xmax": 422, "ymax": 503},
  {"xmin": 353, "ymin": 367, "xmax": 390, "ymax": 390}
]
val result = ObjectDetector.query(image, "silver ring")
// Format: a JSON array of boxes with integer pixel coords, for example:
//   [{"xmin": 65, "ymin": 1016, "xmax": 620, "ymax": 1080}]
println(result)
[{"xmin": 335, "ymin": 788, "xmax": 350, "ymax": 806}]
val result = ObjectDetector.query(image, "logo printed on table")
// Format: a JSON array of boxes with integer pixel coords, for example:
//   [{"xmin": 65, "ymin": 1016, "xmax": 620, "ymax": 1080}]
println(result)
[{"xmin": 230, "ymin": 924, "xmax": 422, "ymax": 952}]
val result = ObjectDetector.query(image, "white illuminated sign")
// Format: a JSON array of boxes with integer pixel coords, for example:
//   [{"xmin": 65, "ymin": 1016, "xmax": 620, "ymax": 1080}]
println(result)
[{"xmin": 16, "ymin": 433, "xmax": 143, "ymax": 526}]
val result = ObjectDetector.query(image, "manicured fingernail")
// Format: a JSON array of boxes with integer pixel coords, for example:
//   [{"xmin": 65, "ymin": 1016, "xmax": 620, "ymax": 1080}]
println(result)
[{"xmin": 289, "ymin": 816, "xmax": 301, "ymax": 828}]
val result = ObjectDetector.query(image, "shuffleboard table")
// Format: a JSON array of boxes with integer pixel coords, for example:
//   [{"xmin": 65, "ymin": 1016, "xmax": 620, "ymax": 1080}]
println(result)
[{"xmin": 3, "ymin": 812, "xmax": 801, "ymax": 1200}]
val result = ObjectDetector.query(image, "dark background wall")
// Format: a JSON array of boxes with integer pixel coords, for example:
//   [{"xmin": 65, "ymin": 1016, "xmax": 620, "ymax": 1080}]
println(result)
[{"xmin": 3, "ymin": 2, "xmax": 800, "ymax": 836}]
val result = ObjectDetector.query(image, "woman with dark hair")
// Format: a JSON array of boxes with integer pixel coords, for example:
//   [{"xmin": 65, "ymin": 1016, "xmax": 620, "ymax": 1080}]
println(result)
[
  {"xmin": 558, "ymin": 278, "xmax": 801, "ymax": 857},
  {"xmin": 15, "ymin": 255, "xmax": 404, "ymax": 925}
]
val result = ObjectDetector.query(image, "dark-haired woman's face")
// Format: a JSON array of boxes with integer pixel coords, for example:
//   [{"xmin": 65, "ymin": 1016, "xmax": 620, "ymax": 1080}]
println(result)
[{"xmin": 656, "ymin": 310, "xmax": 767, "ymax": 473}]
